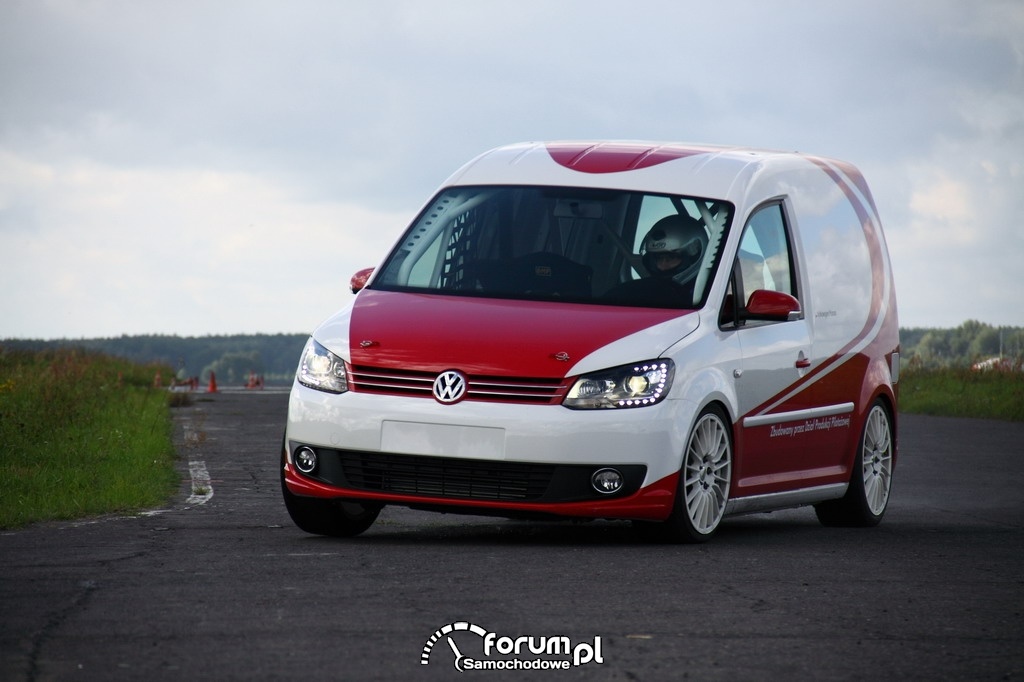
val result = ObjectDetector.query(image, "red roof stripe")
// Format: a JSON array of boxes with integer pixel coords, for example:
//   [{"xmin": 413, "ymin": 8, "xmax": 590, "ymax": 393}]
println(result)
[{"xmin": 545, "ymin": 142, "xmax": 712, "ymax": 174}]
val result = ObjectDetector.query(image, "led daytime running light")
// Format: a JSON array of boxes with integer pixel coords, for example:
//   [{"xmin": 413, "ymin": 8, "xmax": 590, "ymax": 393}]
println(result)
[
  {"xmin": 564, "ymin": 359, "xmax": 674, "ymax": 409},
  {"xmin": 617, "ymin": 362, "xmax": 670, "ymax": 407}
]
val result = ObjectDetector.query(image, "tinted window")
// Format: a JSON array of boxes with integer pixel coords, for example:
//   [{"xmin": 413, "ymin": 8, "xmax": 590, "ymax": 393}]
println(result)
[{"xmin": 372, "ymin": 186, "xmax": 733, "ymax": 310}]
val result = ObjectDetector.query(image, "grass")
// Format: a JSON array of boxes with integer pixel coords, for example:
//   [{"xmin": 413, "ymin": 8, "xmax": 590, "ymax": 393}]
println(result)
[
  {"xmin": 899, "ymin": 365, "xmax": 1024, "ymax": 422},
  {"xmin": 0, "ymin": 347, "xmax": 179, "ymax": 529}
]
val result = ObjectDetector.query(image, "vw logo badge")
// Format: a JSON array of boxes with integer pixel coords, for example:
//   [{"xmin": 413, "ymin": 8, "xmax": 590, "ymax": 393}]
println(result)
[{"xmin": 433, "ymin": 370, "xmax": 467, "ymax": 404}]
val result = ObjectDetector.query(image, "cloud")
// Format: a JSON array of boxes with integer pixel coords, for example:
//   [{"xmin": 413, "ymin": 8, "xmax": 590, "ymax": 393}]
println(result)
[
  {"xmin": 0, "ymin": 150, "xmax": 412, "ymax": 337},
  {"xmin": 908, "ymin": 173, "xmax": 973, "ymax": 244},
  {"xmin": 1, "ymin": 0, "xmax": 1023, "ymax": 337},
  {"xmin": 885, "ymin": 126, "xmax": 1024, "ymax": 328}
]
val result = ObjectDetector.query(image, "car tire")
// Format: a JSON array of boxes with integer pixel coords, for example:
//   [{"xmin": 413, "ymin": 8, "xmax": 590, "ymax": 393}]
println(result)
[
  {"xmin": 815, "ymin": 399, "xmax": 894, "ymax": 527},
  {"xmin": 280, "ymin": 446, "xmax": 381, "ymax": 537},
  {"xmin": 635, "ymin": 404, "xmax": 733, "ymax": 543}
]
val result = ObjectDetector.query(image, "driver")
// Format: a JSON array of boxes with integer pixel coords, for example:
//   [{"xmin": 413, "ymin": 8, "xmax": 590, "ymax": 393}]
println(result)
[{"xmin": 640, "ymin": 214, "xmax": 708, "ymax": 283}]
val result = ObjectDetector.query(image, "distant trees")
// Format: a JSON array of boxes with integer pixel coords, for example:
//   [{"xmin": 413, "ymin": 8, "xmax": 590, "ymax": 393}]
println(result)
[
  {"xmin": 903, "ymin": 321, "xmax": 1023, "ymax": 369},
  {"xmin": 202, "ymin": 350, "xmax": 263, "ymax": 386},
  {"xmin": 1, "ymin": 334, "xmax": 308, "ymax": 386}
]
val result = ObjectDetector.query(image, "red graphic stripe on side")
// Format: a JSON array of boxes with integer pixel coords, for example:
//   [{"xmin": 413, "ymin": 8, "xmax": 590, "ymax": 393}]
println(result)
[
  {"xmin": 806, "ymin": 156, "xmax": 889, "ymax": 360},
  {"xmin": 745, "ymin": 157, "xmax": 895, "ymax": 418}
]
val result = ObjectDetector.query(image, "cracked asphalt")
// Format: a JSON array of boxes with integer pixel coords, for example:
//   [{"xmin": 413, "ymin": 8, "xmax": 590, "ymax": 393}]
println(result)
[{"xmin": 1, "ymin": 390, "xmax": 1022, "ymax": 681}]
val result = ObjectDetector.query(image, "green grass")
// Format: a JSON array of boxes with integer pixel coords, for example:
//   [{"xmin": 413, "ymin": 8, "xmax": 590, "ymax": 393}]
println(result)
[
  {"xmin": 0, "ymin": 347, "xmax": 179, "ymax": 529},
  {"xmin": 900, "ymin": 366, "xmax": 1024, "ymax": 421}
]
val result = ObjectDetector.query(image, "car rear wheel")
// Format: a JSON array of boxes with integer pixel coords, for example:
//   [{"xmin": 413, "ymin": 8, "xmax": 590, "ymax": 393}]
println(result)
[
  {"xmin": 636, "ymin": 404, "xmax": 732, "ymax": 543},
  {"xmin": 280, "ymin": 447, "xmax": 381, "ymax": 537},
  {"xmin": 815, "ymin": 399, "xmax": 893, "ymax": 527}
]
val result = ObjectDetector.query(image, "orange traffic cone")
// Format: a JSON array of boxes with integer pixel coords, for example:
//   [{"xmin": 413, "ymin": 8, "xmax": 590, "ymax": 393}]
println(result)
[{"xmin": 207, "ymin": 371, "xmax": 218, "ymax": 393}]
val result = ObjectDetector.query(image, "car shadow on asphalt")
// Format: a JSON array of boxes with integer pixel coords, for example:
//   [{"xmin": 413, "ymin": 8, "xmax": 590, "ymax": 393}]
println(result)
[{"xmin": 283, "ymin": 507, "xmax": 833, "ymax": 547}]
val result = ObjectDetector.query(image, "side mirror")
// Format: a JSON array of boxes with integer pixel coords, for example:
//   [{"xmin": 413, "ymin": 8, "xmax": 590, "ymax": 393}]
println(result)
[
  {"xmin": 350, "ymin": 267, "xmax": 374, "ymax": 294},
  {"xmin": 745, "ymin": 289, "xmax": 802, "ymax": 321}
]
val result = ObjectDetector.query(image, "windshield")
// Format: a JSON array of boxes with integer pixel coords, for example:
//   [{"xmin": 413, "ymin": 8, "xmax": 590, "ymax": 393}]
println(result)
[{"xmin": 371, "ymin": 186, "xmax": 733, "ymax": 309}]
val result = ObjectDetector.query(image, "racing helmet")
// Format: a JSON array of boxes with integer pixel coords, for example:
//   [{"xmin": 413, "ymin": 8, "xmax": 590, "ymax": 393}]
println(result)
[{"xmin": 640, "ymin": 214, "xmax": 708, "ymax": 282}]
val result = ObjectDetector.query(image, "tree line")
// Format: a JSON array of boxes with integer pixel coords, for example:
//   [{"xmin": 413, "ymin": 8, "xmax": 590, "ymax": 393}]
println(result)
[
  {"xmin": 3, "ymin": 321, "xmax": 1021, "ymax": 386},
  {"xmin": 0, "ymin": 333, "xmax": 308, "ymax": 386},
  {"xmin": 900, "ymin": 321, "xmax": 1022, "ymax": 369}
]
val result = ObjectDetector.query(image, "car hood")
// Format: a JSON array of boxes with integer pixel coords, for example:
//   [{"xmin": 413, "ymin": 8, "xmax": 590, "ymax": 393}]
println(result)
[{"xmin": 318, "ymin": 290, "xmax": 698, "ymax": 377}]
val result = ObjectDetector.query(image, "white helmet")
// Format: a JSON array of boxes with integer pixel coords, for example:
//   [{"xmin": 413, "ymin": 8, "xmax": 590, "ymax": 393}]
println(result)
[{"xmin": 641, "ymin": 214, "xmax": 708, "ymax": 283}]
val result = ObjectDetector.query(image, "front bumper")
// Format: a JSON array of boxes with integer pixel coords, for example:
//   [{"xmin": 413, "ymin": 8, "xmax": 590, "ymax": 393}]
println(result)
[
  {"xmin": 284, "ymin": 382, "xmax": 693, "ymax": 521},
  {"xmin": 283, "ymin": 460, "xmax": 679, "ymax": 521}
]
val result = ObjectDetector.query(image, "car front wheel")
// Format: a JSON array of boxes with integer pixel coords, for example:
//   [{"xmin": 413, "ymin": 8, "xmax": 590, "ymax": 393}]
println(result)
[{"xmin": 636, "ymin": 404, "xmax": 732, "ymax": 543}]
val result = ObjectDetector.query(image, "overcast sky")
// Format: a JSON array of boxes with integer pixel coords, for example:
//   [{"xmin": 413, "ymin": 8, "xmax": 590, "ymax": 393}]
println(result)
[{"xmin": 1, "ymin": 1, "xmax": 1021, "ymax": 339}]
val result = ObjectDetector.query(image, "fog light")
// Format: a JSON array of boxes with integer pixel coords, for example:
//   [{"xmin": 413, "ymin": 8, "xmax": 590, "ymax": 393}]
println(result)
[
  {"xmin": 591, "ymin": 468, "xmax": 623, "ymax": 494},
  {"xmin": 294, "ymin": 447, "xmax": 318, "ymax": 475}
]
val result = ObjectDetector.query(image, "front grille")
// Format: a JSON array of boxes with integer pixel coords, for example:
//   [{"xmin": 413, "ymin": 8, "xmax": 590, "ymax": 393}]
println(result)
[
  {"xmin": 339, "ymin": 451, "xmax": 553, "ymax": 501},
  {"xmin": 349, "ymin": 365, "xmax": 568, "ymax": 404}
]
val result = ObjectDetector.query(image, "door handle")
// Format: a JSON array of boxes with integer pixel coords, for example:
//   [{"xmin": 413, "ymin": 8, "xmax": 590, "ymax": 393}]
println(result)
[{"xmin": 795, "ymin": 352, "xmax": 811, "ymax": 369}]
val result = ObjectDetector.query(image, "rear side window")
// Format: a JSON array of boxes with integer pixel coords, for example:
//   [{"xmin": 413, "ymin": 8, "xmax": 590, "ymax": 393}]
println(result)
[{"xmin": 372, "ymin": 186, "xmax": 733, "ymax": 310}]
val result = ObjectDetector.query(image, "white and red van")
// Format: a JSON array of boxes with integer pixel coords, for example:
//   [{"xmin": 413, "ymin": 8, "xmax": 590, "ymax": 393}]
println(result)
[{"xmin": 282, "ymin": 141, "xmax": 900, "ymax": 542}]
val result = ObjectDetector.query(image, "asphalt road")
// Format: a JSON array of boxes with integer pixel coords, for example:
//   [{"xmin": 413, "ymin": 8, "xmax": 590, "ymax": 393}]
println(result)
[{"xmin": 1, "ymin": 390, "xmax": 1021, "ymax": 681}]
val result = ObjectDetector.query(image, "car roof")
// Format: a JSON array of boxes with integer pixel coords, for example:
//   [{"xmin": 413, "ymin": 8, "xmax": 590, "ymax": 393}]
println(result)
[{"xmin": 440, "ymin": 141, "xmax": 829, "ymax": 200}]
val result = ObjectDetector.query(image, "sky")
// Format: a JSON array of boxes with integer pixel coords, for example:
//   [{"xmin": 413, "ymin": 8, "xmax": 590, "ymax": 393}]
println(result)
[{"xmin": 1, "ymin": 0, "xmax": 1022, "ymax": 339}]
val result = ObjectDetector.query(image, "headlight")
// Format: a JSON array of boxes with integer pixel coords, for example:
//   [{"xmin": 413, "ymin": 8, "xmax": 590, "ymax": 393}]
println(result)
[
  {"xmin": 563, "ymin": 360, "xmax": 674, "ymax": 409},
  {"xmin": 297, "ymin": 339, "xmax": 348, "ymax": 394}
]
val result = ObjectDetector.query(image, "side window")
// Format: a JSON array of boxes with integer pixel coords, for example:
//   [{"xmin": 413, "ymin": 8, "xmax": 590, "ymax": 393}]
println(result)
[
  {"xmin": 738, "ymin": 203, "xmax": 796, "ymax": 299},
  {"xmin": 721, "ymin": 202, "xmax": 797, "ymax": 326}
]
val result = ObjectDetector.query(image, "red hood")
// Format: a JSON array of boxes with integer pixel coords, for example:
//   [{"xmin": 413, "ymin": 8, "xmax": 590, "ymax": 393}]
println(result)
[{"xmin": 349, "ymin": 290, "xmax": 685, "ymax": 377}]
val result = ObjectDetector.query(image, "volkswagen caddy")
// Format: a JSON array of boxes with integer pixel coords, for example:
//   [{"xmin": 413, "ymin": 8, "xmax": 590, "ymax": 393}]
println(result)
[{"xmin": 281, "ymin": 141, "xmax": 900, "ymax": 542}]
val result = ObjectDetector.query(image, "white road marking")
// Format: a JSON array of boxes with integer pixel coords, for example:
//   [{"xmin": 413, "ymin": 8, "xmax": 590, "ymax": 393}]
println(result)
[{"xmin": 185, "ymin": 460, "xmax": 214, "ymax": 505}]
